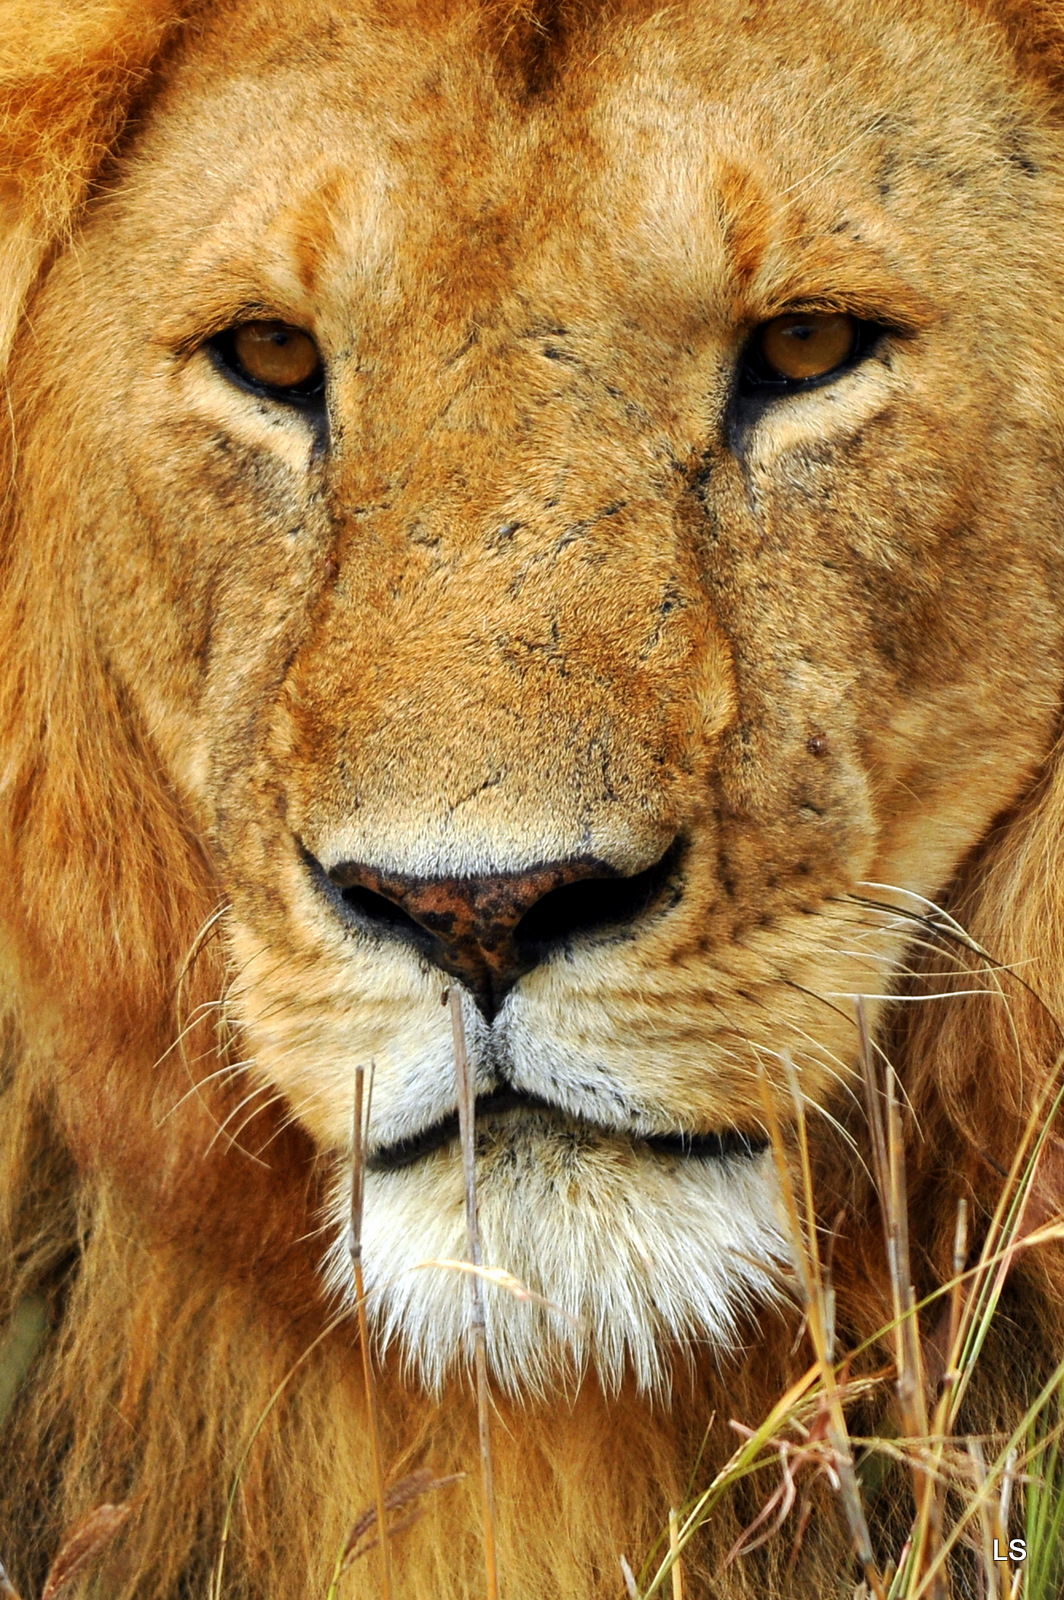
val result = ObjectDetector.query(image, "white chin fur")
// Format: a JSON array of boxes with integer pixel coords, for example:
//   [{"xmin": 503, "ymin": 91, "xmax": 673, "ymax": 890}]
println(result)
[{"xmin": 323, "ymin": 1115, "xmax": 790, "ymax": 1399}]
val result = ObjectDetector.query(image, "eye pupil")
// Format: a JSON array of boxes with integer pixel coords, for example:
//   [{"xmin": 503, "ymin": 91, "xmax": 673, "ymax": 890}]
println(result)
[
  {"xmin": 229, "ymin": 320, "xmax": 323, "ymax": 393},
  {"xmin": 757, "ymin": 311, "xmax": 857, "ymax": 382}
]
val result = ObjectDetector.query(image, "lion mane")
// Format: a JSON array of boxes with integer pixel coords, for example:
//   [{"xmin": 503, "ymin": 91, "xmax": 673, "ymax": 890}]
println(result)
[{"xmin": 4, "ymin": 2, "xmax": 1064, "ymax": 1596}]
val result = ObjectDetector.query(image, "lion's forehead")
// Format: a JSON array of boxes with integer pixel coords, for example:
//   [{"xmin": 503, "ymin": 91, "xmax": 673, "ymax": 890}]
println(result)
[{"xmin": 121, "ymin": 0, "xmax": 1040, "ymax": 344}]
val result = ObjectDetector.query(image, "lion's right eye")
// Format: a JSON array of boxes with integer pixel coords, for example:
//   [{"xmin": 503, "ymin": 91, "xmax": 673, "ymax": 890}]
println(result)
[
  {"xmin": 210, "ymin": 321, "xmax": 325, "ymax": 402},
  {"xmin": 739, "ymin": 310, "xmax": 883, "ymax": 399},
  {"xmin": 759, "ymin": 313, "xmax": 856, "ymax": 381}
]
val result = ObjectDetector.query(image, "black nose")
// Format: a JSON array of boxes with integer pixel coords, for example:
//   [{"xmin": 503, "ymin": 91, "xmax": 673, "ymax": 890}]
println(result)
[{"xmin": 322, "ymin": 843, "xmax": 681, "ymax": 1020}]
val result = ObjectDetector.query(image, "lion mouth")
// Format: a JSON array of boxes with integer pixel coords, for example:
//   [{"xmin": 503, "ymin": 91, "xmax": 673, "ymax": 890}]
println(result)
[{"xmin": 367, "ymin": 1086, "xmax": 768, "ymax": 1172}]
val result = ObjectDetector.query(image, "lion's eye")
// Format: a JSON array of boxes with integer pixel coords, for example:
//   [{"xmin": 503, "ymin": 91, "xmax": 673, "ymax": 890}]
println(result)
[
  {"xmin": 232, "ymin": 322, "xmax": 322, "ymax": 388},
  {"xmin": 211, "ymin": 321, "xmax": 325, "ymax": 400},
  {"xmin": 758, "ymin": 312, "xmax": 857, "ymax": 381}
]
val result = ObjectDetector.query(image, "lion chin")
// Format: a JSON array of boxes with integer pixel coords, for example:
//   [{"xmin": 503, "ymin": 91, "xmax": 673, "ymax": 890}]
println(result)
[{"xmin": 325, "ymin": 1084, "xmax": 787, "ymax": 1398}]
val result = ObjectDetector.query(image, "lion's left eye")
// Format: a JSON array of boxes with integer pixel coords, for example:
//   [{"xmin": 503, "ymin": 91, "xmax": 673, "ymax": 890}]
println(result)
[
  {"xmin": 740, "ymin": 311, "xmax": 876, "ymax": 395},
  {"xmin": 210, "ymin": 321, "xmax": 325, "ymax": 401}
]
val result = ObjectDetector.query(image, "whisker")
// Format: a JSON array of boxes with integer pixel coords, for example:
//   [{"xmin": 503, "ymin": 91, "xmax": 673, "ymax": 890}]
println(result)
[
  {"xmin": 158, "ymin": 1056, "xmax": 257, "ymax": 1122},
  {"xmin": 203, "ymin": 1078, "xmax": 285, "ymax": 1159}
]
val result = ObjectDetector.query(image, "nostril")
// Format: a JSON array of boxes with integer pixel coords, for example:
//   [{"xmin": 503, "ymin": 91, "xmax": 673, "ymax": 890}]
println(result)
[
  {"xmin": 337, "ymin": 883, "xmax": 428, "ymax": 940},
  {"xmin": 514, "ymin": 840, "xmax": 682, "ymax": 952}
]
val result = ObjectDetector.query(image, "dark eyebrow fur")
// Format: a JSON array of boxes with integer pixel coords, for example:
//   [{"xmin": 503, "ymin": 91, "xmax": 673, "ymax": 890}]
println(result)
[{"xmin": 481, "ymin": 0, "xmax": 597, "ymax": 98}]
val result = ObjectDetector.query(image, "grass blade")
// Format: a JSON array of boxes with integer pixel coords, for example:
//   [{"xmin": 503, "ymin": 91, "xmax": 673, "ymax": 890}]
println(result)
[
  {"xmin": 448, "ymin": 986, "xmax": 499, "ymax": 1600},
  {"xmin": 349, "ymin": 1063, "xmax": 393, "ymax": 1600},
  {"xmin": 41, "ymin": 1504, "xmax": 132, "ymax": 1600},
  {"xmin": 0, "ymin": 1557, "xmax": 24, "ymax": 1600}
]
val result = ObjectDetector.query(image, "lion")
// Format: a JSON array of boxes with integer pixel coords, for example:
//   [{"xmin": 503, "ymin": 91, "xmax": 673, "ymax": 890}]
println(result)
[{"xmin": 4, "ymin": 0, "xmax": 1064, "ymax": 1593}]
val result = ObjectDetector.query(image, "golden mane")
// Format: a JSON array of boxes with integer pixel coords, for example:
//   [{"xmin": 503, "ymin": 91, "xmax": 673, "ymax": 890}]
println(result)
[
  {"xmin": 3, "ymin": 3, "xmax": 1064, "ymax": 1597},
  {"xmin": 0, "ymin": 1, "xmax": 196, "ymax": 366}
]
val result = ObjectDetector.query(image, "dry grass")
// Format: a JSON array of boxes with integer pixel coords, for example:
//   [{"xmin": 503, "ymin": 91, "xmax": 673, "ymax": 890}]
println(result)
[
  {"xmin": 4, "ymin": 982, "xmax": 1064, "ymax": 1598},
  {"xmin": 346, "ymin": 1063, "xmax": 393, "ymax": 1600},
  {"xmin": 0, "ymin": 1505, "xmax": 132, "ymax": 1600},
  {"xmin": 619, "ymin": 1011, "xmax": 1064, "ymax": 1600},
  {"xmin": 447, "ymin": 987, "xmax": 500, "ymax": 1600}
]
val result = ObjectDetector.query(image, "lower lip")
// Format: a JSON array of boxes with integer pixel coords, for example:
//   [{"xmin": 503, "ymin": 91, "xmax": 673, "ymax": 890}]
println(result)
[{"xmin": 367, "ymin": 1089, "xmax": 768, "ymax": 1173}]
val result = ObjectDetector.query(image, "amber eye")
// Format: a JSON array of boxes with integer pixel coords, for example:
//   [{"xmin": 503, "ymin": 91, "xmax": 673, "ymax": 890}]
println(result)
[
  {"xmin": 215, "ymin": 320, "xmax": 324, "ymax": 397},
  {"xmin": 757, "ymin": 312, "xmax": 857, "ymax": 382}
]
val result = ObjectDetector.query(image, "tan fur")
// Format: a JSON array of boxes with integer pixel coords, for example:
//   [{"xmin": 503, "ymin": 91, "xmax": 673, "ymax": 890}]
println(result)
[{"xmin": 4, "ymin": 0, "xmax": 1064, "ymax": 1594}]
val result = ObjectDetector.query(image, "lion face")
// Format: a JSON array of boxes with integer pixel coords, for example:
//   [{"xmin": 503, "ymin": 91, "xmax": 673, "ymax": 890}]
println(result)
[{"xmin": 19, "ymin": 0, "xmax": 1064, "ymax": 1393}]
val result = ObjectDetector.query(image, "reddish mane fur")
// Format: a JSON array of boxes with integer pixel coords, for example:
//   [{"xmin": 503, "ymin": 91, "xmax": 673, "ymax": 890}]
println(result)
[{"xmin": 4, "ymin": 3, "xmax": 1064, "ymax": 1596}]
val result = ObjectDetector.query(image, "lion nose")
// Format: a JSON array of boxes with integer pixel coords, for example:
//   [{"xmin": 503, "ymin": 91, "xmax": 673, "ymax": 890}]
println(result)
[{"xmin": 323, "ymin": 845, "xmax": 680, "ymax": 1021}]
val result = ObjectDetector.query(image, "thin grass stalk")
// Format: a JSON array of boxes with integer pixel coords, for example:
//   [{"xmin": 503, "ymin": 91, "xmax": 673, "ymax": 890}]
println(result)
[
  {"xmin": 448, "ymin": 987, "xmax": 499, "ymax": 1600},
  {"xmin": 856, "ymin": 1001, "xmax": 941, "ymax": 1591},
  {"xmin": 639, "ymin": 1363, "xmax": 822, "ymax": 1597},
  {"xmin": 949, "ymin": 1049, "xmax": 1064, "ymax": 1426},
  {"xmin": 210, "ymin": 1311, "xmax": 349, "ymax": 1599},
  {"xmin": 967, "ymin": 1439, "xmax": 1000, "ymax": 1600},
  {"xmin": 839, "ymin": 1221, "xmax": 1064, "ymax": 1396},
  {"xmin": 907, "ymin": 1348, "xmax": 1064, "ymax": 1598},
  {"xmin": 895, "ymin": 1046, "xmax": 1064, "ymax": 1597},
  {"xmin": 858, "ymin": 912, "xmax": 1064, "ymax": 1446},
  {"xmin": 903, "ymin": 1200, "xmax": 969, "ymax": 1591},
  {"xmin": 640, "ymin": 999, "xmax": 1064, "ymax": 1599},
  {"xmin": 0, "ymin": 1558, "xmax": 23, "ymax": 1600},
  {"xmin": 323, "ymin": 1540, "xmax": 347, "ymax": 1600},
  {"xmin": 856, "ymin": 1000, "xmax": 926, "ymax": 1435},
  {"xmin": 781, "ymin": 1060, "xmax": 879, "ymax": 1585},
  {"xmin": 762, "ymin": 1058, "xmax": 886, "ymax": 1599},
  {"xmin": 325, "ymin": 1469, "xmax": 465, "ymax": 1598},
  {"xmin": 349, "ymin": 1064, "xmax": 393, "ymax": 1600},
  {"xmin": 620, "ymin": 1555, "xmax": 642, "ymax": 1599},
  {"xmin": 995, "ymin": 1448, "xmax": 1020, "ymax": 1600},
  {"xmin": 1023, "ymin": 1384, "xmax": 1064, "ymax": 1600},
  {"xmin": 943, "ymin": 1200, "xmax": 968, "ymax": 1406},
  {"xmin": 668, "ymin": 1508, "xmax": 683, "ymax": 1600},
  {"xmin": 884, "ymin": 1039, "xmax": 928, "ymax": 1438}
]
